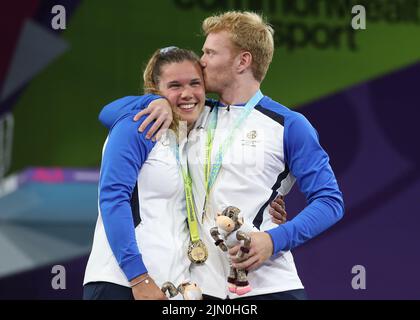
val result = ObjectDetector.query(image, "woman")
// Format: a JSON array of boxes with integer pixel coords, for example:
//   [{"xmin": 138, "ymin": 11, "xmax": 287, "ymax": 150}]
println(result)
[{"xmin": 83, "ymin": 47, "xmax": 286, "ymax": 300}]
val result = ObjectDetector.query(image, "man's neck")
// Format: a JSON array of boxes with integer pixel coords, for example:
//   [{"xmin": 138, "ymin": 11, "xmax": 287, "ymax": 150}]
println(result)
[{"xmin": 219, "ymin": 79, "xmax": 260, "ymax": 106}]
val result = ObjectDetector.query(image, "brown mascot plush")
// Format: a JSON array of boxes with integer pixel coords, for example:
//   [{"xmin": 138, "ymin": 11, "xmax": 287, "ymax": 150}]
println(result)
[
  {"xmin": 161, "ymin": 281, "xmax": 203, "ymax": 300},
  {"xmin": 210, "ymin": 206, "xmax": 252, "ymax": 295}
]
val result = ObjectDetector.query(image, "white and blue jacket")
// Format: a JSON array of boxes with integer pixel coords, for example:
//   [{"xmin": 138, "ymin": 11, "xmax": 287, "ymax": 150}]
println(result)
[
  {"xmin": 90, "ymin": 93, "xmax": 344, "ymax": 299},
  {"xmin": 184, "ymin": 95, "xmax": 344, "ymax": 298},
  {"xmin": 83, "ymin": 95, "xmax": 191, "ymax": 290}
]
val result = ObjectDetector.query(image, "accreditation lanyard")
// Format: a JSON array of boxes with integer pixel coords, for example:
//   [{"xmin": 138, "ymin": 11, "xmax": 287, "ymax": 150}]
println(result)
[
  {"xmin": 172, "ymin": 141, "xmax": 200, "ymax": 243},
  {"xmin": 202, "ymin": 90, "xmax": 264, "ymax": 221}
]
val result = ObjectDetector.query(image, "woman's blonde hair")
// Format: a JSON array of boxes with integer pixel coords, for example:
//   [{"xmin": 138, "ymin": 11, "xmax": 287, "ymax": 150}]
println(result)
[
  {"xmin": 142, "ymin": 47, "xmax": 202, "ymax": 132},
  {"xmin": 202, "ymin": 11, "xmax": 274, "ymax": 82}
]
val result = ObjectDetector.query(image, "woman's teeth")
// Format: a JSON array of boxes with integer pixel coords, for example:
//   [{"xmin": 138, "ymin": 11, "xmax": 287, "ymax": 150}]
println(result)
[{"xmin": 179, "ymin": 103, "xmax": 196, "ymax": 110}]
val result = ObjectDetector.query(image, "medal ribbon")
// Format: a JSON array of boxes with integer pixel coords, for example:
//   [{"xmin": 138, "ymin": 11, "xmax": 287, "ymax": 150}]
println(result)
[
  {"xmin": 172, "ymin": 140, "xmax": 200, "ymax": 243},
  {"xmin": 202, "ymin": 90, "xmax": 264, "ymax": 220}
]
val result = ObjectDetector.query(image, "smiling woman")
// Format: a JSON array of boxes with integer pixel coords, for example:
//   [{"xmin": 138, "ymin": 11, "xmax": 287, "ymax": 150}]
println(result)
[{"xmin": 83, "ymin": 47, "xmax": 208, "ymax": 300}]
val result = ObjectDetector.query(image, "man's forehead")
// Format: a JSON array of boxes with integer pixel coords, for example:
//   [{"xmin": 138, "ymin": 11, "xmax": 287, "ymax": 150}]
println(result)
[{"xmin": 203, "ymin": 31, "xmax": 233, "ymax": 49}]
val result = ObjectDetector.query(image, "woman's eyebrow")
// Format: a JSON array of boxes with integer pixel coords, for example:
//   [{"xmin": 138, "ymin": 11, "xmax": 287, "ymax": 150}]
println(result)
[{"xmin": 167, "ymin": 80, "xmax": 181, "ymax": 86}]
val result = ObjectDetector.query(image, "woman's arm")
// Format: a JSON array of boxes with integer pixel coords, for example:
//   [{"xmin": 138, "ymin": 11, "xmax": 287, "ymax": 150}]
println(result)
[{"xmin": 99, "ymin": 113, "xmax": 166, "ymax": 299}]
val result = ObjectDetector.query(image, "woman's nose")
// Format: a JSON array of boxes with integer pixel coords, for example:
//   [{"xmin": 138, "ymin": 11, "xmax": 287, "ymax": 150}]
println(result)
[{"xmin": 181, "ymin": 88, "xmax": 193, "ymax": 99}]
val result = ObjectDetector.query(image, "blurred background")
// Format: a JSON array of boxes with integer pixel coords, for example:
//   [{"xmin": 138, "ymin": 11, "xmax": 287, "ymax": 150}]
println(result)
[{"xmin": 0, "ymin": 0, "xmax": 419, "ymax": 299}]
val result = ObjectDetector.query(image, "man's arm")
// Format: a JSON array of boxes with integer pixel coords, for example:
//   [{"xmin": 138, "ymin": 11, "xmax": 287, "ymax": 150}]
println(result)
[
  {"xmin": 99, "ymin": 95, "xmax": 172, "ymax": 141},
  {"xmin": 131, "ymin": 98, "xmax": 218, "ymax": 139},
  {"xmin": 231, "ymin": 112, "xmax": 344, "ymax": 270},
  {"xmin": 267, "ymin": 112, "xmax": 344, "ymax": 254}
]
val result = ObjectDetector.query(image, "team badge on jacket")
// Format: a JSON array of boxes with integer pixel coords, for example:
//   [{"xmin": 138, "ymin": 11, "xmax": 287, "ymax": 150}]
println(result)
[{"xmin": 242, "ymin": 130, "xmax": 259, "ymax": 146}]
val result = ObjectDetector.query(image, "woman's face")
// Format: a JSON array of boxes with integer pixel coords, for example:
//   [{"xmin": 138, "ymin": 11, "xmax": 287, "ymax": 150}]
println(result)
[{"xmin": 158, "ymin": 60, "xmax": 205, "ymax": 127}]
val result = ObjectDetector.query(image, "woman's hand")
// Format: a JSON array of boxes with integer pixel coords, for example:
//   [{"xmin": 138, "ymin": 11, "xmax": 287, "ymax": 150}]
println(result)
[{"xmin": 130, "ymin": 274, "xmax": 168, "ymax": 300}]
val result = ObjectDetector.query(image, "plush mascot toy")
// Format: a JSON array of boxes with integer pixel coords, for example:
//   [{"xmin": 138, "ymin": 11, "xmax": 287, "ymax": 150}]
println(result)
[
  {"xmin": 161, "ymin": 281, "xmax": 203, "ymax": 300},
  {"xmin": 210, "ymin": 206, "xmax": 252, "ymax": 295}
]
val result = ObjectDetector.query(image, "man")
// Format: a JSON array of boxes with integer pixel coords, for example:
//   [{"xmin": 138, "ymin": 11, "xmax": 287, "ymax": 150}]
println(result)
[{"xmin": 121, "ymin": 11, "xmax": 344, "ymax": 299}]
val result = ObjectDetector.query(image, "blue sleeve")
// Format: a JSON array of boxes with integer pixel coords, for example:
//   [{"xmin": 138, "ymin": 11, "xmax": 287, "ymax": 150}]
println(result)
[
  {"xmin": 99, "ymin": 113, "xmax": 156, "ymax": 281},
  {"xmin": 98, "ymin": 94, "xmax": 163, "ymax": 129},
  {"xmin": 266, "ymin": 112, "xmax": 344, "ymax": 254}
]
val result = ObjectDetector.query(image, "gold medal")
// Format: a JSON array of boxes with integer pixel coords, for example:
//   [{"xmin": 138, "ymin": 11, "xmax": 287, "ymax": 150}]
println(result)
[{"xmin": 187, "ymin": 240, "xmax": 208, "ymax": 265}]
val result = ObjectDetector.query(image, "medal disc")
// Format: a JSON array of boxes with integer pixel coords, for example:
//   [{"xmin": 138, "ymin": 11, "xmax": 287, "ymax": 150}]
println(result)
[{"xmin": 188, "ymin": 240, "xmax": 208, "ymax": 264}]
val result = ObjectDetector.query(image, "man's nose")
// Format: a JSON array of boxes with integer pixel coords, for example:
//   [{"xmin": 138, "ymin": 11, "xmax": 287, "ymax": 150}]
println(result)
[{"xmin": 200, "ymin": 56, "xmax": 206, "ymax": 68}]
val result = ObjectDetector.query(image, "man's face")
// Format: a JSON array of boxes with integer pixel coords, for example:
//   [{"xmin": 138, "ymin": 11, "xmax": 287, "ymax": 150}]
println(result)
[{"xmin": 200, "ymin": 31, "xmax": 238, "ymax": 94}]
